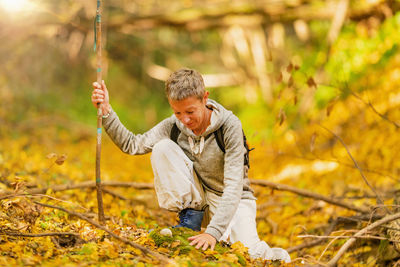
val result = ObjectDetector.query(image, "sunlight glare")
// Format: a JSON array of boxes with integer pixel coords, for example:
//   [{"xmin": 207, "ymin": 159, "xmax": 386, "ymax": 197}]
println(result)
[{"xmin": 0, "ymin": 0, "xmax": 35, "ymax": 13}]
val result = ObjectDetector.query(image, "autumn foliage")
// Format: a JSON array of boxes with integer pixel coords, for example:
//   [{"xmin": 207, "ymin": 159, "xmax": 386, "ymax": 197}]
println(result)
[
  {"xmin": 2, "ymin": 73, "xmax": 400, "ymax": 265},
  {"xmin": 2, "ymin": 1, "xmax": 400, "ymax": 266}
]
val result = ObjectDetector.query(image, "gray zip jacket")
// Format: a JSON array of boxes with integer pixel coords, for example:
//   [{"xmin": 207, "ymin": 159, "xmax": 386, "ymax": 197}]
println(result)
[{"xmin": 102, "ymin": 99, "xmax": 255, "ymax": 240}]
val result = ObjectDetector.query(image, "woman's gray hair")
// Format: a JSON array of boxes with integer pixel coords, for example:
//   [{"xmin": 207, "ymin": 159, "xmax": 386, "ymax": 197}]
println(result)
[{"xmin": 165, "ymin": 68, "xmax": 205, "ymax": 100}]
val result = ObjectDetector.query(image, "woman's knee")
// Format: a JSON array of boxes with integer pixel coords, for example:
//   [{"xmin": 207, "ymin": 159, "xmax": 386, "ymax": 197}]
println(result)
[{"xmin": 152, "ymin": 139, "xmax": 176, "ymax": 156}]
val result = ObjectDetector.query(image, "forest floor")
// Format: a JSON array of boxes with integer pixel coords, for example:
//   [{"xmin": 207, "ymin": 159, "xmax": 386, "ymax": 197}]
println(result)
[{"xmin": 1, "ymin": 91, "xmax": 400, "ymax": 266}]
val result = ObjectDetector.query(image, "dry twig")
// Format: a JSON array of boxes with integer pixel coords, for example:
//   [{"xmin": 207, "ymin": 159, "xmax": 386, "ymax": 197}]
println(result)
[
  {"xmin": 298, "ymin": 234, "xmax": 395, "ymax": 242},
  {"xmin": 250, "ymin": 179, "xmax": 370, "ymax": 213},
  {"xmin": 319, "ymin": 124, "xmax": 386, "ymax": 209},
  {"xmin": 336, "ymin": 214, "xmax": 384, "ymax": 224},
  {"xmin": 102, "ymin": 188, "xmax": 127, "ymax": 200},
  {"xmin": 287, "ymin": 220, "xmax": 337, "ymax": 253},
  {"xmin": 29, "ymin": 181, "xmax": 154, "ymax": 194},
  {"xmin": 33, "ymin": 201, "xmax": 173, "ymax": 265},
  {"xmin": 1, "ymin": 231, "xmax": 79, "ymax": 237},
  {"xmin": 351, "ymin": 91, "xmax": 400, "ymax": 129},
  {"xmin": 326, "ymin": 211, "xmax": 400, "ymax": 266}
]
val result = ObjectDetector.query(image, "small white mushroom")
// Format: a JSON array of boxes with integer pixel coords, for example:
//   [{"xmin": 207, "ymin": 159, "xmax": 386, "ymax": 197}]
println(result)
[{"xmin": 160, "ymin": 228, "xmax": 172, "ymax": 237}]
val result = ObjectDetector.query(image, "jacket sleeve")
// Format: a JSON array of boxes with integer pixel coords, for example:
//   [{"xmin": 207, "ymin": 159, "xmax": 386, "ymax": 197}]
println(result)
[
  {"xmin": 205, "ymin": 115, "xmax": 245, "ymax": 240},
  {"xmin": 102, "ymin": 107, "xmax": 173, "ymax": 155}
]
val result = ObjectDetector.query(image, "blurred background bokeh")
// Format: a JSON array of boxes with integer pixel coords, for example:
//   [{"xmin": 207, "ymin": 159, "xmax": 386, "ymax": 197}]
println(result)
[{"xmin": 2, "ymin": 0, "xmax": 399, "ymax": 140}]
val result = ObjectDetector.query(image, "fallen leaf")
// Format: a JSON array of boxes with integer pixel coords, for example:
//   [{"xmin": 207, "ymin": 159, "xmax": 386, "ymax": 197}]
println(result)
[
  {"xmin": 55, "ymin": 154, "xmax": 67, "ymax": 165},
  {"xmin": 171, "ymin": 240, "xmax": 181, "ymax": 248}
]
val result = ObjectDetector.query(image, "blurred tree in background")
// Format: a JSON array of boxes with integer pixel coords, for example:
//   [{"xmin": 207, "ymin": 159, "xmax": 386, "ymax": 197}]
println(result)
[{"xmin": 1, "ymin": 0, "xmax": 398, "ymax": 138}]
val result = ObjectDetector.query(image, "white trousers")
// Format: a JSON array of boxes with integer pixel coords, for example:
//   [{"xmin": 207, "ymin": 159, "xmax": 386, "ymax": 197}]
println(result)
[{"xmin": 150, "ymin": 139, "xmax": 291, "ymax": 263}]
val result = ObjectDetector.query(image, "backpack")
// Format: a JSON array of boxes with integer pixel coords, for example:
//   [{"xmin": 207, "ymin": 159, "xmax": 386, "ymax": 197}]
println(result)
[{"xmin": 170, "ymin": 123, "xmax": 254, "ymax": 168}]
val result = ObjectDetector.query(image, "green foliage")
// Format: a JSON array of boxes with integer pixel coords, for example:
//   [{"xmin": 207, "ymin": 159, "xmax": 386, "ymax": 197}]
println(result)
[
  {"xmin": 2, "ymin": 2, "xmax": 399, "ymax": 140},
  {"xmin": 314, "ymin": 85, "xmax": 338, "ymax": 109},
  {"xmin": 78, "ymin": 242, "xmax": 97, "ymax": 255},
  {"xmin": 326, "ymin": 13, "xmax": 400, "ymax": 87}
]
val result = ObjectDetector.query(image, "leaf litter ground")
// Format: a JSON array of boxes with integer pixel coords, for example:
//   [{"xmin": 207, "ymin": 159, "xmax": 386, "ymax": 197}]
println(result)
[
  {"xmin": 2, "ymin": 80, "xmax": 400, "ymax": 266},
  {"xmin": 0, "ymin": 127, "xmax": 291, "ymax": 266}
]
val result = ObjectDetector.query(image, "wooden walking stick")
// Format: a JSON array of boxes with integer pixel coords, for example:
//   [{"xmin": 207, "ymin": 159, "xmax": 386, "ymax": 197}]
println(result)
[{"xmin": 94, "ymin": 0, "xmax": 105, "ymax": 224}]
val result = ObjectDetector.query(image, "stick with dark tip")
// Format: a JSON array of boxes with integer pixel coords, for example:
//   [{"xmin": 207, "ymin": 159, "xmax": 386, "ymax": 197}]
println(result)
[{"xmin": 95, "ymin": 0, "xmax": 105, "ymax": 224}]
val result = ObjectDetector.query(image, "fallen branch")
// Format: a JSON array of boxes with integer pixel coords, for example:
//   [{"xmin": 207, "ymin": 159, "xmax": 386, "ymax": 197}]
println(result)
[
  {"xmin": 287, "ymin": 238, "xmax": 327, "ymax": 254},
  {"xmin": 2, "ymin": 179, "xmax": 371, "ymax": 214},
  {"xmin": 326, "ymin": 211, "xmax": 400, "ymax": 266},
  {"xmin": 51, "ymin": 236, "xmax": 62, "ymax": 249},
  {"xmin": 0, "ymin": 181, "xmax": 154, "ymax": 200},
  {"xmin": 33, "ymin": 201, "xmax": 172, "ymax": 265},
  {"xmin": 336, "ymin": 214, "xmax": 384, "ymax": 224},
  {"xmin": 1, "ymin": 231, "xmax": 79, "ymax": 237},
  {"xmin": 250, "ymin": 179, "xmax": 370, "ymax": 214},
  {"xmin": 298, "ymin": 234, "xmax": 395, "ymax": 242},
  {"xmin": 81, "ymin": 212, "xmax": 113, "ymax": 220},
  {"xmin": 106, "ymin": 1, "xmax": 398, "ymax": 32},
  {"xmin": 29, "ymin": 181, "xmax": 154, "ymax": 194}
]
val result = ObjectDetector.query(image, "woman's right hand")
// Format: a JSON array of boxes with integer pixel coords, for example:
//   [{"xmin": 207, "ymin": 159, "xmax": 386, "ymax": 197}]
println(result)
[{"xmin": 91, "ymin": 80, "xmax": 111, "ymax": 116}]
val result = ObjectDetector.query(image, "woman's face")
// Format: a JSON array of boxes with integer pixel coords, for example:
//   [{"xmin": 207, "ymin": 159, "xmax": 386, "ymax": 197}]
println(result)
[{"xmin": 168, "ymin": 92, "xmax": 209, "ymax": 134}]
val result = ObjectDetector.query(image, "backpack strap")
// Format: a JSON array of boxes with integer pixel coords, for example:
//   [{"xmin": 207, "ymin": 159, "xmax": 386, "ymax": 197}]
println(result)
[
  {"xmin": 243, "ymin": 130, "xmax": 254, "ymax": 168},
  {"xmin": 214, "ymin": 126, "xmax": 253, "ymax": 168},
  {"xmin": 170, "ymin": 123, "xmax": 181, "ymax": 144},
  {"xmin": 213, "ymin": 126, "xmax": 225, "ymax": 153}
]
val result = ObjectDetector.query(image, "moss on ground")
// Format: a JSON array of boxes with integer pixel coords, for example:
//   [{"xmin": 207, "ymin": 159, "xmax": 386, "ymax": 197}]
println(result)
[{"xmin": 148, "ymin": 227, "xmax": 286, "ymax": 266}]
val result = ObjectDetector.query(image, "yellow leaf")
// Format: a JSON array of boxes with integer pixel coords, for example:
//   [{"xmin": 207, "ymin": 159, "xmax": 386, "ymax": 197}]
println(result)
[
  {"xmin": 55, "ymin": 154, "xmax": 67, "ymax": 165},
  {"xmin": 222, "ymin": 253, "xmax": 239, "ymax": 263},
  {"xmin": 171, "ymin": 240, "xmax": 181, "ymax": 248},
  {"xmin": 204, "ymin": 249, "xmax": 218, "ymax": 256},
  {"xmin": 231, "ymin": 241, "xmax": 248, "ymax": 254},
  {"xmin": 157, "ymin": 247, "xmax": 170, "ymax": 254},
  {"xmin": 45, "ymin": 188, "xmax": 53, "ymax": 195}
]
